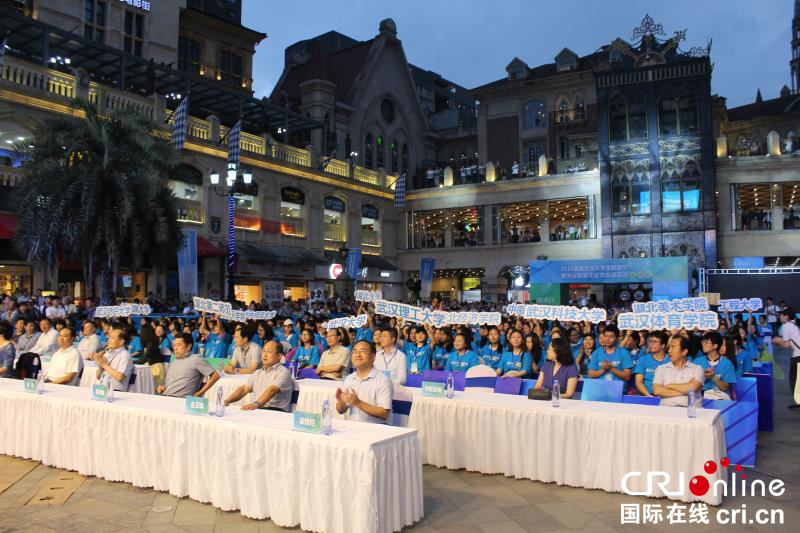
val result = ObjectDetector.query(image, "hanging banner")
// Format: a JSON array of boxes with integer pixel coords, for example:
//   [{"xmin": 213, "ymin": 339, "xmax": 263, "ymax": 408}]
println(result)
[
  {"xmin": 420, "ymin": 257, "xmax": 436, "ymax": 299},
  {"xmin": 177, "ymin": 229, "xmax": 198, "ymax": 300},
  {"xmin": 193, "ymin": 297, "xmax": 276, "ymax": 322},
  {"xmin": 345, "ymin": 248, "xmax": 362, "ymax": 280},
  {"xmin": 506, "ymin": 303, "xmax": 607, "ymax": 323}
]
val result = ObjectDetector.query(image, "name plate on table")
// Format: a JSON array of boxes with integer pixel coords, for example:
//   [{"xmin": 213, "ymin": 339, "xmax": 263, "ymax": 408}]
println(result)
[
  {"xmin": 185, "ymin": 396, "xmax": 209, "ymax": 416},
  {"xmin": 91, "ymin": 384, "xmax": 108, "ymax": 401},
  {"xmin": 23, "ymin": 378, "xmax": 37, "ymax": 393},
  {"xmin": 421, "ymin": 381, "xmax": 446, "ymax": 397},
  {"xmin": 293, "ymin": 411, "xmax": 322, "ymax": 433}
]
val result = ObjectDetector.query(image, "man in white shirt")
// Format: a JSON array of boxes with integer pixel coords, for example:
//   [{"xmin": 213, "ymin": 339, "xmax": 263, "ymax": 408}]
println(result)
[
  {"xmin": 336, "ymin": 340, "xmax": 393, "ymax": 424},
  {"xmin": 225, "ymin": 341, "xmax": 293, "ymax": 411},
  {"xmin": 45, "ymin": 299, "xmax": 66, "ymax": 321},
  {"xmin": 77, "ymin": 321, "xmax": 101, "ymax": 361},
  {"xmin": 764, "ymin": 297, "xmax": 779, "ymax": 324},
  {"xmin": 224, "ymin": 324, "xmax": 261, "ymax": 374},
  {"xmin": 45, "ymin": 327, "xmax": 82, "ymax": 386},
  {"xmin": 653, "ymin": 335, "xmax": 704, "ymax": 408},
  {"xmin": 92, "ymin": 326, "xmax": 133, "ymax": 391},
  {"xmin": 374, "ymin": 327, "xmax": 407, "ymax": 385},
  {"xmin": 772, "ymin": 308, "xmax": 800, "ymax": 409},
  {"xmin": 29, "ymin": 318, "xmax": 58, "ymax": 356}
]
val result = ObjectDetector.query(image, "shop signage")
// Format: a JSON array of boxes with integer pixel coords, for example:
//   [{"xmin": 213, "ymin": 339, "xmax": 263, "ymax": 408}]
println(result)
[
  {"xmin": 329, "ymin": 263, "xmax": 343, "ymax": 279},
  {"xmin": 119, "ymin": 0, "xmax": 151, "ymax": 11},
  {"xmin": 281, "ymin": 187, "xmax": 305, "ymax": 205},
  {"xmin": 324, "ymin": 196, "xmax": 345, "ymax": 212},
  {"xmin": 361, "ymin": 204, "xmax": 379, "ymax": 219}
]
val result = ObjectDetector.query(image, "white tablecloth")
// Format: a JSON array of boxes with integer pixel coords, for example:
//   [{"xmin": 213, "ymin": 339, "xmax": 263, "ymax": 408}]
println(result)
[
  {"xmin": 294, "ymin": 380, "xmax": 414, "ymax": 427},
  {"xmin": 0, "ymin": 380, "xmax": 423, "ymax": 533},
  {"xmin": 406, "ymin": 391, "xmax": 727, "ymax": 505},
  {"xmin": 79, "ymin": 360, "xmax": 156, "ymax": 395},
  {"xmin": 203, "ymin": 373, "xmax": 253, "ymax": 406}
]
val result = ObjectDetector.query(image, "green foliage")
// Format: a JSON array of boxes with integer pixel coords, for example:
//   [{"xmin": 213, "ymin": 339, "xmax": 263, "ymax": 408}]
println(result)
[{"xmin": 12, "ymin": 99, "xmax": 184, "ymax": 302}]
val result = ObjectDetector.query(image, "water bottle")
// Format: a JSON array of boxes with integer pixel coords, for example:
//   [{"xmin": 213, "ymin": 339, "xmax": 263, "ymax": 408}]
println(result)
[
  {"xmin": 321, "ymin": 399, "xmax": 332, "ymax": 435},
  {"xmin": 104, "ymin": 375, "xmax": 114, "ymax": 402},
  {"xmin": 410, "ymin": 358, "xmax": 418, "ymax": 374},
  {"xmin": 551, "ymin": 379, "xmax": 560, "ymax": 408},
  {"xmin": 215, "ymin": 385, "xmax": 225, "ymax": 417},
  {"xmin": 37, "ymin": 369, "xmax": 44, "ymax": 395},
  {"xmin": 688, "ymin": 389, "xmax": 697, "ymax": 418},
  {"xmin": 341, "ymin": 361, "xmax": 350, "ymax": 381},
  {"xmin": 446, "ymin": 372, "xmax": 455, "ymax": 399}
]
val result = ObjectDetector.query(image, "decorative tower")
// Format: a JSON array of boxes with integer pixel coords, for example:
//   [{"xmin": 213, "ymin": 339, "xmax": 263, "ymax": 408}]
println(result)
[{"xmin": 791, "ymin": 0, "xmax": 800, "ymax": 92}]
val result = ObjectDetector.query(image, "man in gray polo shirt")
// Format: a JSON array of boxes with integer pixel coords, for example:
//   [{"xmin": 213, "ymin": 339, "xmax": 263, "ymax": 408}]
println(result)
[
  {"xmin": 336, "ymin": 340, "xmax": 393, "ymax": 424},
  {"xmin": 158, "ymin": 333, "xmax": 220, "ymax": 397},
  {"xmin": 224, "ymin": 324, "xmax": 261, "ymax": 374},
  {"xmin": 224, "ymin": 340, "xmax": 293, "ymax": 411},
  {"xmin": 653, "ymin": 335, "xmax": 704, "ymax": 408}
]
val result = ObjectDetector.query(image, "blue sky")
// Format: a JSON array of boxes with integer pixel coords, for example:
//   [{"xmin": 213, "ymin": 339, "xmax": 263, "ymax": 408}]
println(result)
[{"xmin": 244, "ymin": 0, "xmax": 793, "ymax": 108}]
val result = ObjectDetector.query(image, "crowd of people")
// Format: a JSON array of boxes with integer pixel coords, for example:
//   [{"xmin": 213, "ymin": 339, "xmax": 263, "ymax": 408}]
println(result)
[{"xmin": 1, "ymin": 291, "xmax": 799, "ymax": 424}]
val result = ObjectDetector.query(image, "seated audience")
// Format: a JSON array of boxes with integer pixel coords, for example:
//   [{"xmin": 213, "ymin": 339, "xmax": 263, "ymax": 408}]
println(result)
[
  {"xmin": 374, "ymin": 327, "xmax": 407, "ymax": 385},
  {"xmin": 534, "ymin": 337, "xmax": 579, "ymax": 398},
  {"xmin": 225, "ymin": 324, "xmax": 261, "ymax": 374},
  {"xmin": 336, "ymin": 340, "xmax": 393, "ymax": 424},
  {"xmin": 0, "ymin": 322, "xmax": 16, "ymax": 379},
  {"xmin": 653, "ymin": 336, "xmax": 704, "ymax": 407},
  {"xmin": 159, "ymin": 333, "xmax": 219, "ymax": 397},
  {"xmin": 225, "ymin": 340, "xmax": 293, "ymax": 411},
  {"xmin": 695, "ymin": 331, "xmax": 737, "ymax": 400},
  {"xmin": 587, "ymin": 325, "xmax": 633, "ymax": 382},
  {"xmin": 44, "ymin": 327, "xmax": 82, "ymax": 386},
  {"xmin": 92, "ymin": 325, "xmax": 133, "ymax": 391},
  {"xmin": 316, "ymin": 327, "xmax": 351, "ymax": 380},
  {"xmin": 634, "ymin": 331, "xmax": 670, "ymax": 396}
]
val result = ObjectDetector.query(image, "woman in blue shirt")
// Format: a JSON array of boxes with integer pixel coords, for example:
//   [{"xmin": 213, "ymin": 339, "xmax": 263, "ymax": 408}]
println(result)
[
  {"xmin": 445, "ymin": 333, "xmax": 480, "ymax": 372},
  {"xmin": 432, "ymin": 327, "xmax": 454, "ymax": 370},
  {"xmin": 295, "ymin": 329, "xmax": 321, "ymax": 368},
  {"xmin": 498, "ymin": 329, "xmax": 532, "ymax": 378},
  {"xmin": 727, "ymin": 334, "xmax": 752, "ymax": 377},
  {"xmin": 533, "ymin": 337, "xmax": 579, "ymax": 398},
  {"xmin": 155, "ymin": 324, "xmax": 172, "ymax": 355},
  {"xmin": 480, "ymin": 326, "xmax": 504, "ymax": 370},
  {"xmin": 696, "ymin": 331, "xmax": 737, "ymax": 400},
  {"xmin": 405, "ymin": 328, "xmax": 432, "ymax": 374},
  {"xmin": 525, "ymin": 333, "xmax": 544, "ymax": 374},
  {"xmin": 575, "ymin": 334, "xmax": 595, "ymax": 376}
]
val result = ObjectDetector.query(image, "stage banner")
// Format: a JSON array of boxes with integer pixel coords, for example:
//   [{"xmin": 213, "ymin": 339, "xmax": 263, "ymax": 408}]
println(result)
[{"xmin": 529, "ymin": 257, "xmax": 688, "ymax": 284}]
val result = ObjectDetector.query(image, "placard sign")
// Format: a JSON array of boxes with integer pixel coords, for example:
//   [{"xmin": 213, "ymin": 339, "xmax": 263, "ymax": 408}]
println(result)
[
  {"xmin": 506, "ymin": 303, "xmax": 607, "ymax": 323},
  {"xmin": 617, "ymin": 311, "xmax": 719, "ymax": 331},
  {"xmin": 421, "ymin": 381, "xmax": 446, "ymax": 397},
  {"xmin": 354, "ymin": 290, "xmax": 382, "ymax": 302},
  {"xmin": 631, "ymin": 297, "xmax": 709, "ymax": 313},
  {"xmin": 193, "ymin": 297, "xmax": 277, "ymax": 322},
  {"xmin": 327, "ymin": 314, "xmax": 368, "ymax": 330},
  {"xmin": 718, "ymin": 298, "xmax": 762, "ymax": 313},
  {"xmin": 91, "ymin": 383, "xmax": 108, "ymax": 401},
  {"xmin": 184, "ymin": 396, "xmax": 209, "ymax": 416},
  {"xmin": 95, "ymin": 303, "xmax": 152, "ymax": 318},
  {"xmin": 23, "ymin": 378, "xmax": 37, "ymax": 393},
  {"xmin": 374, "ymin": 299, "xmax": 501, "ymax": 326},
  {"xmin": 293, "ymin": 411, "xmax": 322, "ymax": 433}
]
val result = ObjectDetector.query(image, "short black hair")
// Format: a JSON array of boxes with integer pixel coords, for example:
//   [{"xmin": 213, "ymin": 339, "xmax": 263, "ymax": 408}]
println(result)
[
  {"xmin": 0, "ymin": 322, "xmax": 12, "ymax": 341},
  {"xmin": 701, "ymin": 331, "xmax": 723, "ymax": 350},
  {"xmin": 604, "ymin": 324, "xmax": 620, "ymax": 337},
  {"xmin": 175, "ymin": 332, "xmax": 195, "ymax": 348},
  {"xmin": 352, "ymin": 339, "xmax": 375, "ymax": 354},
  {"xmin": 379, "ymin": 326, "xmax": 398, "ymax": 340},
  {"xmin": 236, "ymin": 323, "xmax": 253, "ymax": 341},
  {"xmin": 780, "ymin": 308, "xmax": 796, "ymax": 320},
  {"xmin": 649, "ymin": 330, "xmax": 669, "ymax": 346}
]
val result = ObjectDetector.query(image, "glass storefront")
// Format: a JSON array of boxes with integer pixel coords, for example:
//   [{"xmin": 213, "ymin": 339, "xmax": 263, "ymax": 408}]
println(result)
[
  {"xmin": 407, "ymin": 207, "xmax": 484, "ymax": 249},
  {"xmin": 733, "ymin": 183, "xmax": 772, "ymax": 231},
  {"xmin": 0, "ymin": 264, "xmax": 32, "ymax": 295}
]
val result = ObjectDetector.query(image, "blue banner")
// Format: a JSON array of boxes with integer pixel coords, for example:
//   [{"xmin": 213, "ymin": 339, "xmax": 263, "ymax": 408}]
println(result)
[
  {"xmin": 529, "ymin": 257, "xmax": 688, "ymax": 284},
  {"xmin": 178, "ymin": 229, "xmax": 198, "ymax": 299},
  {"xmin": 420, "ymin": 257, "xmax": 436, "ymax": 299},
  {"xmin": 733, "ymin": 257, "xmax": 765, "ymax": 269},
  {"xmin": 345, "ymin": 248, "xmax": 362, "ymax": 279}
]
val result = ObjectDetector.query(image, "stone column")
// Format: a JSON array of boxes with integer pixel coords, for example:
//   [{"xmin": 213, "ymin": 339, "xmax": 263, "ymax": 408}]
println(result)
[
  {"xmin": 538, "ymin": 154, "xmax": 548, "ymax": 176},
  {"xmin": 485, "ymin": 161, "xmax": 496, "ymax": 182},
  {"xmin": 716, "ymin": 134, "xmax": 728, "ymax": 158},
  {"xmin": 443, "ymin": 166, "xmax": 454, "ymax": 187},
  {"xmin": 767, "ymin": 131, "xmax": 780, "ymax": 156},
  {"xmin": 207, "ymin": 115, "xmax": 220, "ymax": 143}
]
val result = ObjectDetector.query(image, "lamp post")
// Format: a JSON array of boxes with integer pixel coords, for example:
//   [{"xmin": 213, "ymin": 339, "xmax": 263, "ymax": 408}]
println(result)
[{"xmin": 209, "ymin": 164, "xmax": 252, "ymax": 303}]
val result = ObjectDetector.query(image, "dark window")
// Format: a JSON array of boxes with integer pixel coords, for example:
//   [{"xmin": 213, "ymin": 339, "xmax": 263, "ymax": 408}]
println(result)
[
  {"xmin": 220, "ymin": 51, "xmax": 243, "ymax": 87},
  {"xmin": 608, "ymin": 95, "xmax": 627, "ymax": 142},
  {"xmin": 390, "ymin": 141, "xmax": 398, "ymax": 173},
  {"xmin": 84, "ymin": 1, "xmax": 106, "ymax": 44},
  {"xmin": 627, "ymin": 92, "xmax": 648, "ymax": 140},
  {"xmin": 381, "ymin": 99, "xmax": 396, "ymax": 123},
  {"xmin": 522, "ymin": 100, "xmax": 546, "ymax": 130},
  {"xmin": 678, "ymin": 92, "xmax": 698, "ymax": 135},
  {"xmin": 124, "ymin": 11, "xmax": 144, "ymax": 56},
  {"xmin": 658, "ymin": 93, "xmax": 678, "ymax": 136},
  {"xmin": 401, "ymin": 143, "xmax": 409, "ymax": 173},
  {"xmin": 376, "ymin": 135, "xmax": 384, "ymax": 169},
  {"xmin": 365, "ymin": 133, "xmax": 373, "ymax": 169},
  {"xmin": 178, "ymin": 36, "xmax": 201, "ymax": 74}
]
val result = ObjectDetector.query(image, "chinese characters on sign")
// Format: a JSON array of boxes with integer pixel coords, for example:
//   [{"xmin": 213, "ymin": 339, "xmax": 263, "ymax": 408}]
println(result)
[
  {"xmin": 506, "ymin": 303, "xmax": 607, "ymax": 324},
  {"xmin": 119, "ymin": 0, "xmax": 151, "ymax": 11},
  {"xmin": 718, "ymin": 298, "xmax": 762, "ymax": 313},
  {"xmin": 621, "ymin": 503, "xmax": 709, "ymax": 525},
  {"xmin": 192, "ymin": 297, "xmax": 277, "ymax": 322},
  {"xmin": 95, "ymin": 303, "xmax": 152, "ymax": 317},
  {"xmin": 373, "ymin": 299, "xmax": 501, "ymax": 326},
  {"xmin": 618, "ymin": 297, "xmax": 718, "ymax": 331},
  {"xmin": 326, "ymin": 314, "xmax": 369, "ymax": 330}
]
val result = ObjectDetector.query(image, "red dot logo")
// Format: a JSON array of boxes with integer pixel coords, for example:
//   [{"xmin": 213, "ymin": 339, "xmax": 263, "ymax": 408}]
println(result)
[
  {"xmin": 735, "ymin": 464, "xmax": 742, "ymax": 471},
  {"xmin": 721, "ymin": 457, "xmax": 730, "ymax": 467},
  {"xmin": 704, "ymin": 461, "xmax": 717, "ymax": 474},
  {"xmin": 689, "ymin": 475, "xmax": 709, "ymax": 496},
  {"xmin": 742, "ymin": 473, "xmax": 747, "ymax": 479}
]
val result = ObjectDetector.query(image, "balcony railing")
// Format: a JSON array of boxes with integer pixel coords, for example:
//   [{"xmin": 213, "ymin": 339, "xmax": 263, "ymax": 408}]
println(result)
[
  {"xmin": 176, "ymin": 198, "xmax": 203, "ymax": 224},
  {"xmin": 272, "ymin": 141, "xmax": 310, "ymax": 167},
  {"xmin": 361, "ymin": 229, "xmax": 381, "ymax": 247},
  {"xmin": 325, "ymin": 157, "xmax": 350, "ymax": 178},
  {"xmin": 280, "ymin": 217, "xmax": 305, "ymax": 237},
  {"xmin": 324, "ymin": 224, "xmax": 345, "ymax": 242},
  {"xmin": 354, "ymin": 167, "xmax": 381, "ymax": 186}
]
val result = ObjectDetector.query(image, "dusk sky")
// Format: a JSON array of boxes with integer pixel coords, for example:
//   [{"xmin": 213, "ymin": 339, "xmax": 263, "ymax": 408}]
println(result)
[{"xmin": 243, "ymin": 0, "xmax": 792, "ymax": 108}]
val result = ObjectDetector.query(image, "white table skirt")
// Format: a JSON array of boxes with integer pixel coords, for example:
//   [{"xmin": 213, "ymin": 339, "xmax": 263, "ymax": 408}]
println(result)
[
  {"xmin": 79, "ymin": 360, "xmax": 157, "ymax": 395},
  {"xmin": 0, "ymin": 381, "xmax": 423, "ymax": 533},
  {"xmin": 204, "ymin": 374, "xmax": 253, "ymax": 406},
  {"xmin": 294, "ymin": 380, "xmax": 414, "ymax": 427},
  {"xmin": 406, "ymin": 391, "xmax": 727, "ymax": 505}
]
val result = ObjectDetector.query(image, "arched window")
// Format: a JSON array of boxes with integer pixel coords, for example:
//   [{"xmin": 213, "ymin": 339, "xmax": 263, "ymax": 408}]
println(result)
[
  {"xmin": 556, "ymin": 97, "xmax": 569, "ymax": 123},
  {"xmin": 401, "ymin": 143, "xmax": 409, "ymax": 173},
  {"xmin": 613, "ymin": 175, "xmax": 651, "ymax": 216},
  {"xmin": 658, "ymin": 91, "xmax": 678, "ymax": 136},
  {"xmin": 280, "ymin": 186, "xmax": 306, "ymax": 237},
  {"xmin": 574, "ymin": 93, "xmax": 585, "ymax": 120},
  {"xmin": 677, "ymin": 90, "xmax": 698, "ymax": 135},
  {"xmin": 628, "ymin": 92, "xmax": 648, "ymax": 140},
  {"xmin": 608, "ymin": 95, "xmax": 627, "ymax": 142},
  {"xmin": 376, "ymin": 135, "xmax": 385, "ymax": 169},
  {"xmin": 364, "ymin": 133, "xmax": 373, "ymax": 168},
  {"xmin": 522, "ymin": 100, "xmax": 546, "ymax": 130},
  {"xmin": 390, "ymin": 140, "xmax": 398, "ymax": 173},
  {"xmin": 323, "ymin": 195, "xmax": 347, "ymax": 244},
  {"xmin": 361, "ymin": 204, "xmax": 381, "ymax": 250}
]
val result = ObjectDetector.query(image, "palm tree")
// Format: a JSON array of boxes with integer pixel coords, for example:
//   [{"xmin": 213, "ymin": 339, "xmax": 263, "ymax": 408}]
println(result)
[{"xmin": 12, "ymin": 99, "xmax": 184, "ymax": 304}]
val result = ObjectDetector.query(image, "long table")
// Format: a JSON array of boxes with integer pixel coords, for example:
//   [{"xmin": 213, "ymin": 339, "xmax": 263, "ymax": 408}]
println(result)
[{"xmin": 0, "ymin": 380, "xmax": 423, "ymax": 533}]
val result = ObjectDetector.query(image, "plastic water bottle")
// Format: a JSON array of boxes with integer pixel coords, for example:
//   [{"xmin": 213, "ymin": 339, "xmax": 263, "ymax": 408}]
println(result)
[
  {"xmin": 106, "ymin": 375, "xmax": 114, "ymax": 403},
  {"xmin": 215, "ymin": 385, "xmax": 225, "ymax": 417},
  {"xmin": 446, "ymin": 372, "xmax": 455, "ymax": 399},
  {"xmin": 410, "ymin": 359, "xmax": 418, "ymax": 374},
  {"xmin": 688, "ymin": 389, "xmax": 697, "ymax": 418},
  {"xmin": 341, "ymin": 362, "xmax": 349, "ymax": 381},
  {"xmin": 37, "ymin": 369, "xmax": 44, "ymax": 394},
  {"xmin": 321, "ymin": 400, "xmax": 332, "ymax": 435},
  {"xmin": 551, "ymin": 380, "xmax": 560, "ymax": 408}
]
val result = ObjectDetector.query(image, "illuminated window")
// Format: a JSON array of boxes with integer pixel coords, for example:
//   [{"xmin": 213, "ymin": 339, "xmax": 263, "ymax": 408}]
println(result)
[
  {"xmin": 361, "ymin": 204, "xmax": 381, "ymax": 249},
  {"xmin": 280, "ymin": 187, "xmax": 305, "ymax": 237}
]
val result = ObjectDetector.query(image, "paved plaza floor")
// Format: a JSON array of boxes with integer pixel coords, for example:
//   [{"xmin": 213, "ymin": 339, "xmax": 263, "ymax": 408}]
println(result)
[{"xmin": 0, "ymin": 350, "xmax": 798, "ymax": 533}]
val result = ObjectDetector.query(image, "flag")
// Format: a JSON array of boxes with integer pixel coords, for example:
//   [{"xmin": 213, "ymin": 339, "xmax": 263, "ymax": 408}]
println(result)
[
  {"xmin": 394, "ymin": 173, "xmax": 406, "ymax": 209},
  {"xmin": 171, "ymin": 96, "xmax": 189, "ymax": 150},
  {"xmin": 345, "ymin": 248, "xmax": 362, "ymax": 280},
  {"xmin": 228, "ymin": 120, "xmax": 242, "ymax": 168},
  {"xmin": 0, "ymin": 37, "xmax": 7, "ymax": 72},
  {"xmin": 420, "ymin": 258, "xmax": 436, "ymax": 299}
]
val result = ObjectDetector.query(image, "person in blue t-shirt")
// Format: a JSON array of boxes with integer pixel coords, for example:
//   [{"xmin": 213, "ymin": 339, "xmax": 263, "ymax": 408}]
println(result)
[
  {"xmin": 276, "ymin": 319, "xmax": 300, "ymax": 349},
  {"xmin": 480, "ymin": 326, "xmax": 504, "ymax": 370},
  {"xmin": 574, "ymin": 334, "xmax": 595, "ymax": 376},
  {"xmin": 201, "ymin": 318, "xmax": 230, "ymax": 359},
  {"xmin": 634, "ymin": 331, "xmax": 670, "ymax": 396},
  {"xmin": 724, "ymin": 334, "xmax": 751, "ymax": 377},
  {"xmin": 126, "ymin": 323, "xmax": 143, "ymax": 360},
  {"xmin": 405, "ymin": 328, "xmax": 432, "ymax": 374},
  {"xmin": 587, "ymin": 325, "xmax": 633, "ymax": 382},
  {"xmin": 432, "ymin": 327, "xmax": 454, "ymax": 370},
  {"xmin": 696, "ymin": 331, "xmax": 737, "ymax": 399},
  {"xmin": 445, "ymin": 333, "xmax": 480, "ymax": 372},
  {"xmin": 294, "ymin": 329, "xmax": 321, "ymax": 368},
  {"xmin": 498, "ymin": 329, "xmax": 533, "ymax": 378}
]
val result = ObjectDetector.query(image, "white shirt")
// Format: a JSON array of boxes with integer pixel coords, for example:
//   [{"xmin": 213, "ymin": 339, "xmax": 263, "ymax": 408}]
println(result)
[
  {"xmin": 341, "ymin": 366, "xmax": 394, "ymax": 424},
  {"xmin": 77, "ymin": 334, "xmax": 101, "ymax": 361},
  {"xmin": 653, "ymin": 361, "xmax": 705, "ymax": 407},
  {"xmin": 374, "ymin": 346, "xmax": 407, "ymax": 385},
  {"xmin": 45, "ymin": 346, "xmax": 82, "ymax": 386},
  {"xmin": 779, "ymin": 321, "xmax": 800, "ymax": 357},
  {"xmin": 30, "ymin": 328, "xmax": 58, "ymax": 356},
  {"xmin": 99, "ymin": 347, "xmax": 133, "ymax": 391},
  {"xmin": 45, "ymin": 306, "xmax": 66, "ymax": 320}
]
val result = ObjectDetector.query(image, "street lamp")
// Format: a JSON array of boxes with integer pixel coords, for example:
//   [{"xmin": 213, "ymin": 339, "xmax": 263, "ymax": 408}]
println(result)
[{"xmin": 208, "ymin": 165, "xmax": 252, "ymax": 303}]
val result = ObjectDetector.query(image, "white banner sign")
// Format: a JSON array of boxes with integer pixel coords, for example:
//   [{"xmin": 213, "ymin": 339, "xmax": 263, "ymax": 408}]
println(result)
[
  {"xmin": 631, "ymin": 297, "xmax": 709, "ymax": 313},
  {"xmin": 354, "ymin": 290, "xmax": 382, "ymax": 302},
  {"xmin": 95, "ymin": 304, "xmax": 152, "ymax": 318},
  {"xmin": 373, "ymin": 299, "xmax": 501, "ymax": 326},
  {"xmin": 192, "ymin": 297, "xmax": 276, "ymax": 322},
  {"xmin": 718, "ymin": 298, "xmax": 762, "ymax": 313},
  {"xmin": 326, "ymin": 314, "xmax": 369, "ymax": 330},
  {"xmin": 506, "ymin": 303, "xmax": 607, "ymax": 324},
  {"xmin": 617, "ymin": 311, "xmax": 719, "ymax": 331}
]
